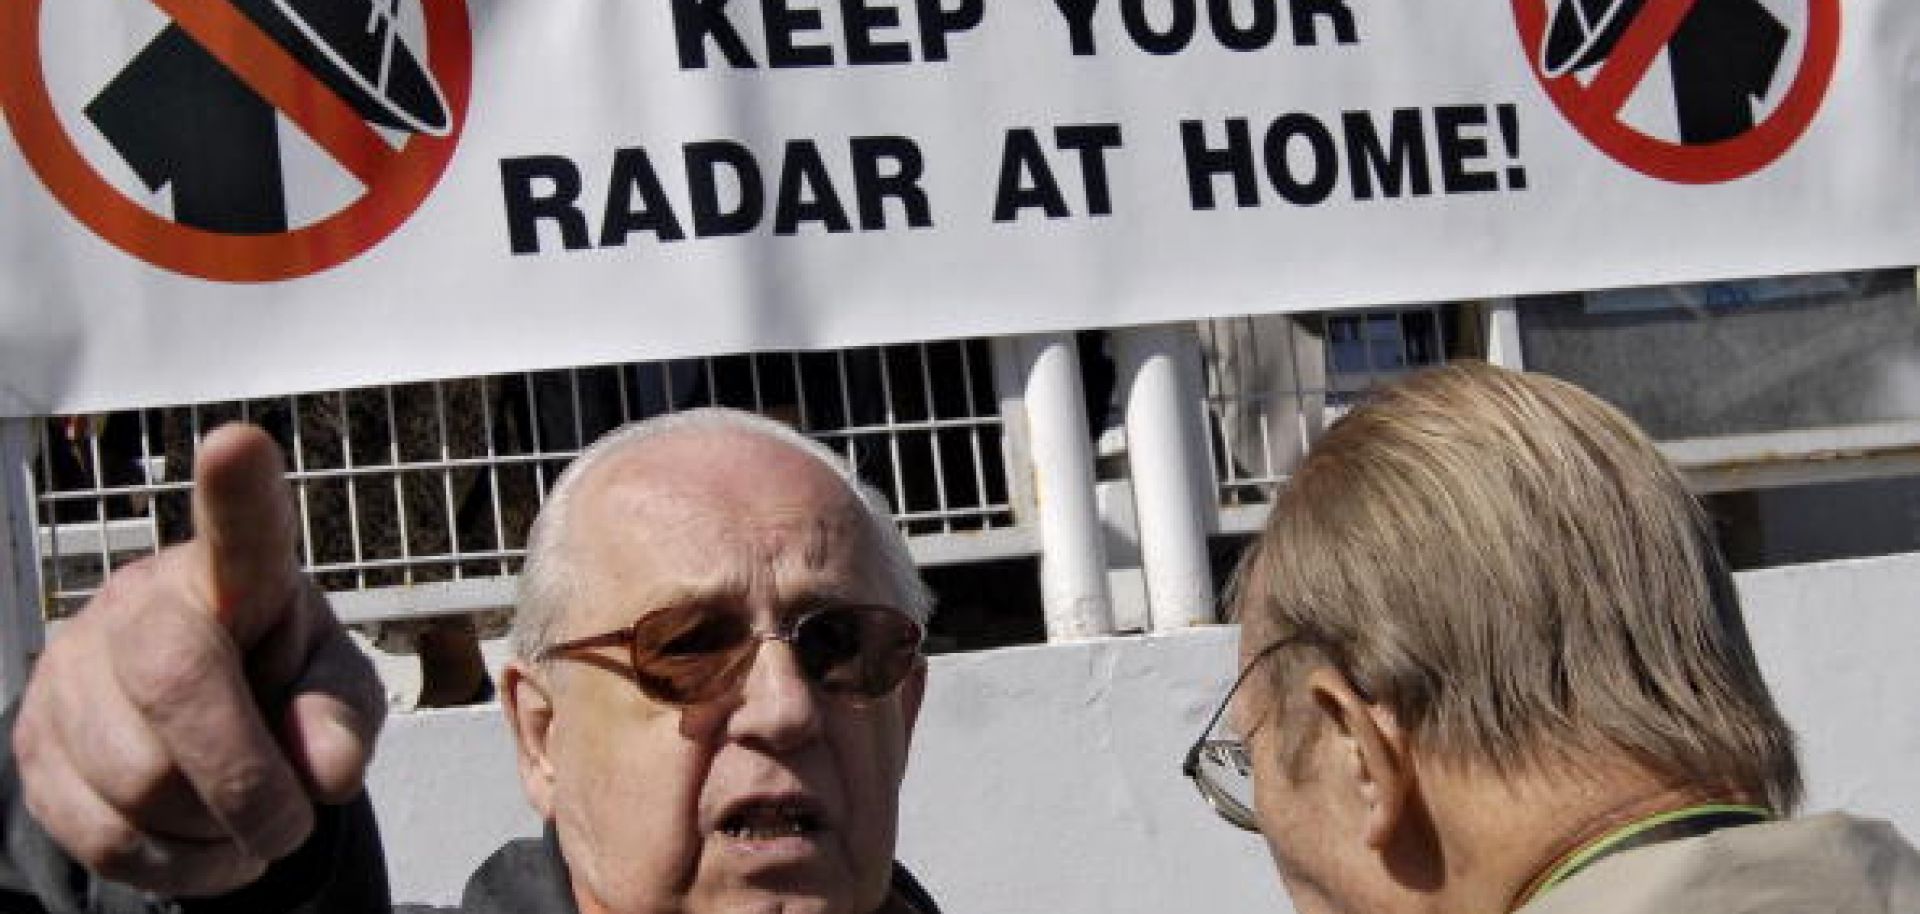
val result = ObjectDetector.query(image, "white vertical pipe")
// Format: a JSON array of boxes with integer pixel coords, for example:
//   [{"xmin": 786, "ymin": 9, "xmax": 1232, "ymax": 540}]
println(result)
[
  {"xmin": 0, "ymin": 418, "xmax": 47, "ymax": 704},
  {"xmin": 1486, "ymin": 298, "xmax": 1526, "ymax": 369},
  {"xmin": 1114, "ymin": 325, "xmax": 1216, "ymax": 630},
  {"xmin": 999, "ymin": 335, "xmax": 1113, "ymax": 640}
]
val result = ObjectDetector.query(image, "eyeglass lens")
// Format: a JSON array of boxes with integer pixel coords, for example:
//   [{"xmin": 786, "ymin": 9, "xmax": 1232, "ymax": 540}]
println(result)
[
  {"xmin": 628, "ymin": 604, "xmax": 919, "ymax": 705},
  {"xmin": 1189, "ymin": 736, "xmax": 1259, "ymax": 831}
]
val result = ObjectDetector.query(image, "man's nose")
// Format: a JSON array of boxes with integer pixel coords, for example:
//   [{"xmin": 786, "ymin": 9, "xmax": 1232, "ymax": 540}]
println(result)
[{"xmin": 726, "ymin": 640, "xmax": 824, "ymax": 751}]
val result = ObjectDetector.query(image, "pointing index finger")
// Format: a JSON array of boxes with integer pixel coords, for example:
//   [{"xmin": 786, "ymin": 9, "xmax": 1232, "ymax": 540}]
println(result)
[{"xmin": 190, "ymin": 423, "xmax": 300, "ymax": 647}]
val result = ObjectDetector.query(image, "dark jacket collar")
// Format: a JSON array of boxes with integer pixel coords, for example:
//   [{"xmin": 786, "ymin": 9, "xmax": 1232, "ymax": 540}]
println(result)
[
  {"xmin": 457, "ymin": 825, "xmax": 578, "ymax": 914},
  {"xmin": 457, "ymin": 827, "xmax": 942, "ymax": 914}
]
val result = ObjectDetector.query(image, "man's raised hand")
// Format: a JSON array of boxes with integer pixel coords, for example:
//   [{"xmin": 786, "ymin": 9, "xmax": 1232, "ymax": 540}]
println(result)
[{"xmin": 12, "ymin": 423, "xmax": 385, "ymax": 897}]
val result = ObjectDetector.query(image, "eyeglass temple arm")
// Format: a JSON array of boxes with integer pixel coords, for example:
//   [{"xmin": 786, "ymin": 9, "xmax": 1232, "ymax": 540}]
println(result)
[
  {"xmin": 538, "ymin": 629, "xmax": 635, "ymax": 660},
  {"xmin": 1183, "ymin": 636, "xmax": 1304, "ymax": 777}
]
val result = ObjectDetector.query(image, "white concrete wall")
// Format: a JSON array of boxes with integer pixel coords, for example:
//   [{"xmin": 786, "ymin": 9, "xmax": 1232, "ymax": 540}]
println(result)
[{"xmin": 366, "ymin": 551, "xmax": 1920, "ymax": 909}]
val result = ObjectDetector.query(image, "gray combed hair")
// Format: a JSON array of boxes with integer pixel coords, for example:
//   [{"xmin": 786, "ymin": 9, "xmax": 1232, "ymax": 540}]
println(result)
[
  {"xmin": 510, "ymin": 407, "xmax": 934, "ymax": 662},
  {"xmin": 1234, "ymin": 361, "xmax": 1802, "ymax": 813}
]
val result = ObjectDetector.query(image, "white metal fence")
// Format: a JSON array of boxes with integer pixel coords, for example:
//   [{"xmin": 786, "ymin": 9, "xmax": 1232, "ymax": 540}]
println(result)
[
  {"xmin": 29, "ymin": 340, "xmax": 1020, "ymax": 624},
  {"xmin": 1197, "ymin": 303, "xmax": 1472, "ymax": 534}
]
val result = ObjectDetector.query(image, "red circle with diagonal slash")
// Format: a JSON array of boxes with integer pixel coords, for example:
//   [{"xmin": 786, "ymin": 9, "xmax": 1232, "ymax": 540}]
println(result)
[
  {"xmin": 0, "ymin": 0, "xmax": 469, "ymax": 282},
  {"xmin": 1512, "ymin": 0, "xmax": 1839, "ymax": 184}
]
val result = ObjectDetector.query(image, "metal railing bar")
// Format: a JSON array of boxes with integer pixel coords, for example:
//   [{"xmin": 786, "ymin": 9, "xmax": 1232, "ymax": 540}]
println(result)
[
  {"xmin": 916, "ymin": 344, "xmax": 955, "ymax": 532},
  {"xmin": 790, "ymin": 355, "xmax": 813, "ymax": 430},
  {"xmin": 479, "ymin": 378, "xmax": 509, "ymax": 577},
  {"xmin": 433, "ymin": 381, "xmax": 463, "ymax": 581},
  {"xmin": 338, "ymin": 390, "xmax": 367, "ymax": 591},
  {"xmin": 569, "ymin": 369, "xmax": 586, "ymax": 454},
  {"xmin": 384, "ymin": 386, "xmax": 413, "ymax": 584},
  {"xmin": 878, "ymin": 349, "xmax": 911, "ymax": 519},
  {"xmin": 958, "ymin": 344, "xmax": 992, "ymax": 511},
  {"xmin": 82, "ymin": 419, "xmax": 112, "ymax": 574},
  {"xmin": 291, "ymin": 396, "xmax": 318, "ymax": 568}
]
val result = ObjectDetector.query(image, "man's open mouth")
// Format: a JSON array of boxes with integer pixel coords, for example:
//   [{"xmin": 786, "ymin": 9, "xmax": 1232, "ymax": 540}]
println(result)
[{"xmin": 720, "ymin": 800, "xmax": 825, "ymax": 840}]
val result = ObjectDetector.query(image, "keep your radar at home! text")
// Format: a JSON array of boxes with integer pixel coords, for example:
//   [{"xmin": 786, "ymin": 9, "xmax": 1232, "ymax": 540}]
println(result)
[{"xmin": 496, "ymin": 0, "xmax": 1531, "ymax": 255}]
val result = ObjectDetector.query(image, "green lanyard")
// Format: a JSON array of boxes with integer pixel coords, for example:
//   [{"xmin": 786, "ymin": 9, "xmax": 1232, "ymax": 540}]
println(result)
[{"xmin": 1516, "ymin": 803, "xmax": 1772, "ymax": 909}]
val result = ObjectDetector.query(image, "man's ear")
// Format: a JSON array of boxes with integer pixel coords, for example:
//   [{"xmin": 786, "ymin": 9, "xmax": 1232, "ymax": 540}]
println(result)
[
  {"xmin": 502, "ymin": 659, "xmax": 558, "ymax": 819},
  {"xmin": 1306, "ymin": 667, "xmax": 1412, "ymax": 850}
]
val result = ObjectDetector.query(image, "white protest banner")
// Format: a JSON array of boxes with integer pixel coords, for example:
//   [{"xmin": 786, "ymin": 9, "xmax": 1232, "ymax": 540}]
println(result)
[{"xmin": 2, "ymin": 0, "xmax": 1916, "ymax": 415}]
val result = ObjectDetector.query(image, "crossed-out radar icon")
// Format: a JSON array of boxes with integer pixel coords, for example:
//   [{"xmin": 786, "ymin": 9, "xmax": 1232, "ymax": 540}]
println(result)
[
  {"xmin": 0, "ymin": 0, "xmax": 471, "ymax": 280},
  {"xmin": 1516, "ymin": 0, "xmax": 1839, "ymax": 183}
]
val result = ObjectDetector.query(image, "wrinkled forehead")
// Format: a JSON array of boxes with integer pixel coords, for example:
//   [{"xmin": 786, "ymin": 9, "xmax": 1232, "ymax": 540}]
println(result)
[{"xmin": 562, "ymin": 430, "xmax": 887, "ymax": 626}]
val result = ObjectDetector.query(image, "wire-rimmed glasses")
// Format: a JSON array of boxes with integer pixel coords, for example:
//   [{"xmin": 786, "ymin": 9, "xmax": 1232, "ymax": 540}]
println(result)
[{"xmin": 1182, "ymin": 638, "xmax": 1295, "ymax": 832}]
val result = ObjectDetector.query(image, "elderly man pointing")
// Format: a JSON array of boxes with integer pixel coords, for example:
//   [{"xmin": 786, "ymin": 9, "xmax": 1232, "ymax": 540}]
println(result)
[{"xmin": 2, "ymin": 409, "xmax": 941, "ymax": 914}]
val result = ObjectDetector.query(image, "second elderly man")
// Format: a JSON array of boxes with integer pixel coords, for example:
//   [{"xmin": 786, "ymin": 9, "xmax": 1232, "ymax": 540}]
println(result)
[{"xmin": 1186, "ymin": 362, "xmax": 1920, "ymax": 914}]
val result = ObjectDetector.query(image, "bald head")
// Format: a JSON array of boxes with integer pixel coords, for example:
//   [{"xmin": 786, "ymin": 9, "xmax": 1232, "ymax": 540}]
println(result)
[{"xmin": 511, "ymin": 409, "xmax": 931, "ymax": 662}]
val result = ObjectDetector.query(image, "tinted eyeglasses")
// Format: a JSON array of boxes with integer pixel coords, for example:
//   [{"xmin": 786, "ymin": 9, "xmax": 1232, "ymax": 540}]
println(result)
[{"xmin": 537, "ymin": 601, "xmax": 924, "ymax": 707}]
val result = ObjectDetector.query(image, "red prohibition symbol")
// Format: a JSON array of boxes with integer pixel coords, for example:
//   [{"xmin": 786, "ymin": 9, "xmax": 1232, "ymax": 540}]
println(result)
[
  {"xmin": 0, "ymin": 0, "xmax": 472, "ymax": 282},
  {"xmin": 1512, "ymin": 0, "xmax": 1840, "ymax": 184}
]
